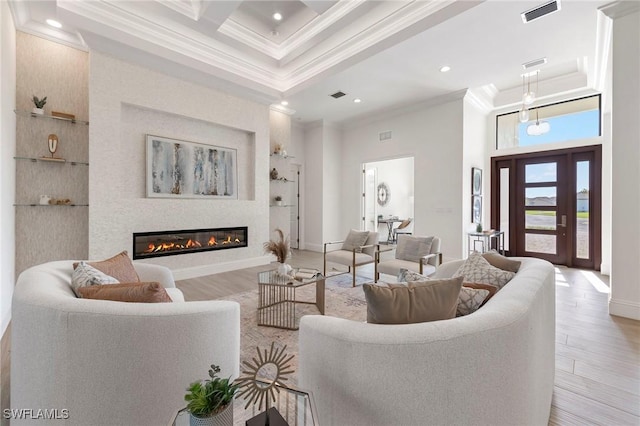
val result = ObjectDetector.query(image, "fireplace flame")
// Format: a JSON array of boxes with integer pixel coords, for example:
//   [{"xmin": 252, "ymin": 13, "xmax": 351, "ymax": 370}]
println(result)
[
  {"xmin": 140, "ymin": 232, "xmax": 243, "ymax": 256},
  {"xmin": 208, "ymin": 236, "xmax": 217, "ymax": 246},
  {"xmin": 222, "ymin": 236, "xmax": 232, "ymax": 244}
]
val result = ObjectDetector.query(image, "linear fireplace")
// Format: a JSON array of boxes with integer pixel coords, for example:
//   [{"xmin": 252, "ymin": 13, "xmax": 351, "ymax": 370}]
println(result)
[{"xmin": 133, "ymin": 227, "xmax": 248, "ymax": 260}]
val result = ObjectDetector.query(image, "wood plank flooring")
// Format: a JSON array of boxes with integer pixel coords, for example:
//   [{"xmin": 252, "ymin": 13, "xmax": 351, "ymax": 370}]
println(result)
[{"xmin": 1, "ymin": 251, "xmax": 638, "ymax": 425}]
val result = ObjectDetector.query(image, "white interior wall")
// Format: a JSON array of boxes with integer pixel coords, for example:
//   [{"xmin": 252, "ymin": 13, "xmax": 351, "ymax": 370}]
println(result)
[
  {"xmin": 324, "ymin": 123, "xmax": 342, "ymax": 243},
  {"xmin": 463, "ymin": 96, "xmax": 489, "ymax": 255},
  {"xmin": 0, "ymin": 0, "xmax": 16, "ymax": 336},
  {"xmin": 341, "ymin": 97, "xmax": 465, "ymax": 262},
  {"xmin": 89, "ymin": 52, "xmax": 271, "ymax": 280},
  {"xmin": 290, "ymin": 122, "xmax": 306, "ymax": 249},
  {"xmin": 303, "ymin": 123, "xmax": 324, "ymax": 251},
  {"xmin": 607, "ymin": 4, "xmax": 640, "ymax": 320}
]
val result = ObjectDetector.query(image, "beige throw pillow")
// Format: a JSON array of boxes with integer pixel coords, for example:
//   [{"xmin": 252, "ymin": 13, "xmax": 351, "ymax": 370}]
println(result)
[
  {"xmin": 482, "ymin": 251, "xmax": 521, "ymax": 273},
  {"xmin": 78, "ymin": 282, "xmax": 172, "ymax": 303},
  {"xmin": 74, "ymin": 251, "xmax": 140, "ymax": 283},
  {"xmin": 341, "ymin": 230, "xmax": 370, "ymax": 252},
  {"xmin": 363, "ymin": 277, "xmax": 463, "ymax": 324},
  {"xmin": 395, "ymin": 235, "xmax": 434, "ymax": 263}
]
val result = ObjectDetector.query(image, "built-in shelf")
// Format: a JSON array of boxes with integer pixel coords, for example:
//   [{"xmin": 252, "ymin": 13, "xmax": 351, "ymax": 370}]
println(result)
[
  {"xmin": 270, "ymin": 153, "xmax": 295, "ymax": 159},
  {"xmin": 270, "ymin": 178, "xmax": 294, "ymax": 182},
  {"xmin": 14, "ymin": 156, "xmax": 89, "ymax": 166},
  {"xmin": 270, "ymin": 204, "xmax": 293, "ymax": 207},
  {"xmin": 14, "ymin": 109, "xmax": 89, "ymax": 125},
  {"xmin": 14, "ymin": 204, "xmax": 89, "ymax": 207}
]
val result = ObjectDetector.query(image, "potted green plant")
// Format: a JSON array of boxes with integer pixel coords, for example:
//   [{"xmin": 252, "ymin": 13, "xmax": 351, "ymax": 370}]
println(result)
[
  {"xmin": 274, "ymin": 195, "xmax": 283, "ymax": 206},
  {"xmin": 185, "ymin": 364, "xmax": 238, "ymax": 426},
  {"xmin": 32, "ymin": 95, "xmax": 47, "ymax": 115}
]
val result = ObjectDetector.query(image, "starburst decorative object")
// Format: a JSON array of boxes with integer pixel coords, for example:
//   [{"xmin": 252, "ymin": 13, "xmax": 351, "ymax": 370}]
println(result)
[{"xmin": 235, "ymin": 342, "xmax": 295, "ymax": 411}]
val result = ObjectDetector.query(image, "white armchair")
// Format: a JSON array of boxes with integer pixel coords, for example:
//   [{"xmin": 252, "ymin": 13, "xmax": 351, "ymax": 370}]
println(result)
[
  {"xmin": 11, "ymin": 260, "xmax": 240, "ymax": 426},
  {"xmin": 375, "ymin": 235, "xmax": 442, "ymax": 282},
  {"xmin": 324, "ymin": 230, "xmax": 379, "ymax": 286}
]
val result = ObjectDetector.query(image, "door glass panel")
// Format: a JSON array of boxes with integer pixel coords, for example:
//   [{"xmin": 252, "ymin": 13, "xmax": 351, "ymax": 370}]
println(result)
[
  {"xmin": 576, "ymin": 161, "xmax": 590, "ymax": 259},
  {"xmin": 525, "ymin": 163, "xmax": 557, "ymax": 183},
  {"xmin": 499, "ymin": 168, "xmax": 510, "ymax": 251},
  {"xmin": 525, "ymin": 234, "xmax": 556, "ymax": 254},
  {"xmin": 526, "ymin": 210, "xmax": 556, "ymax": 230},
  {"xmin": 525, "ymin": 187, "xmax": 557, "ymax": 206}
]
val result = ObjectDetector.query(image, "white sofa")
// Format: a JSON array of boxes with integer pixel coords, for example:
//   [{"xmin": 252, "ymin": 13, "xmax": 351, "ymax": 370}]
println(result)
[
  {"xmin": 11, "ymin": 260, "xmax": 240, "ymax": 426},
  {"xmin": 299, "ymin": 257, "xmax": 555, "ymax": 426}
]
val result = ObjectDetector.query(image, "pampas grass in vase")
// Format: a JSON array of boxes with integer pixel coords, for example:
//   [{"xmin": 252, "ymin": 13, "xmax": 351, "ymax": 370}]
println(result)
[{"xmin": 264, "ymin": 228, "xmax": 292, "ymax": 275}]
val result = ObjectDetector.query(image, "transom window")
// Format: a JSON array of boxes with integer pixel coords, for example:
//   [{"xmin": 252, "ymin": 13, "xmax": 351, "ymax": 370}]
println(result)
[{"xmin": 496, "ymin": 95, "xmax": 601, "ymax": 149}]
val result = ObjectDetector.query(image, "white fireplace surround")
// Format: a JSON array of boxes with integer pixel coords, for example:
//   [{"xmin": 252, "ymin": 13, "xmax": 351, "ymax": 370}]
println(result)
[{"xmin": 89, "ymin": 52, "xmax": 272, "ymax": 279}]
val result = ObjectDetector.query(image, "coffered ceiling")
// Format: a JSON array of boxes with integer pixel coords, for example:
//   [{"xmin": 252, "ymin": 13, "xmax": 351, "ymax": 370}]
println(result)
[{"xmin": 9, "ymin": 0, "xmax": 612, "ymax": 124}]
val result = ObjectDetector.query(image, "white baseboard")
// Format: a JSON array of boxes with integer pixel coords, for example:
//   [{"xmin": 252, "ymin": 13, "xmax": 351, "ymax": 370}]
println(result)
[
  {"xmin": 172, "ymin": 255, "xmax": 272, "ymax": 281},
  {"xmin": 600, "ymin": 262, "xmax": 611, "ymax": 276},
  {"xmin": 305, "ymin": 243, "xmax": 323, "ymax": 253},
  {"xmin": 609, "ymin": 298, "xmax": 640, "ymax": 320}
]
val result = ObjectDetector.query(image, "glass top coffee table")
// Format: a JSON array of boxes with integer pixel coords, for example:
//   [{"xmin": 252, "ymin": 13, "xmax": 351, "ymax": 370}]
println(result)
[{"xmin": 257, "ymin": 268, "xmax": 325, "ymax": 330}]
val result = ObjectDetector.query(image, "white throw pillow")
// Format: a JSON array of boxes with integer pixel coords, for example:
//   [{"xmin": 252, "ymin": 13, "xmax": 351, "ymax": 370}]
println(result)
[
  {"xmin": 395, "ymin": 235, "xmax": 433, "ymax": 263},
  {"xmin": 71, "ymin": 261, "xmax": 119, "ymax": 297},
  {"xmin": 453, "ymin": 252, "xmax": 515, "ymax": 290}
]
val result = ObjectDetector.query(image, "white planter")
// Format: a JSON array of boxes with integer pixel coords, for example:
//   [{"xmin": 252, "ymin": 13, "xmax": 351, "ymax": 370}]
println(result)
[
  {"xmin": 189, "ymin": 402, "xmax": 233, "ymax": 426},
  {"xmin": 275, "ymin": 200, "xmax": 283, "ymax": 206},
  {"xmin": 32, "ymin": 108, "xmax": 44, "ymax": 115}
]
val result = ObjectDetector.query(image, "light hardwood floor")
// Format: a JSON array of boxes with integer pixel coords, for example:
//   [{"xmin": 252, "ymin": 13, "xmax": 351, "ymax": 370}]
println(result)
[{"xmin": 1, "ymin": 250, "xmax": 638, "ymax": 425}]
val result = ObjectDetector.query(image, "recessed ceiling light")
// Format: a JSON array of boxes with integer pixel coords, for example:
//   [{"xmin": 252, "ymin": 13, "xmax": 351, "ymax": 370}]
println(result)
[
  {"xmin": 353, "ymin": 99, "xmax": 361, "ymax": 103},
  {"xmin": 280, "ymin": 100, "xmax": 289, "ymax": 106},
  {"xmin": 273, "ymin": 12, "xmax": 282, "ymax": 21},
  {"xmin": 46, "ymin": 19, "xmax": 62, "ymax": 28},
  {"xmin": 440, "ymin": 65, "xmax": 451, "ymax": 73}
]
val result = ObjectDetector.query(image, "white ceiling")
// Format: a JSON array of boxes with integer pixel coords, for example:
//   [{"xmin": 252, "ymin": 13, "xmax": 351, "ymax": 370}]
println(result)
[{"xmin": 9, "ymin": 0, "xmax": 612, "ymax": 125}]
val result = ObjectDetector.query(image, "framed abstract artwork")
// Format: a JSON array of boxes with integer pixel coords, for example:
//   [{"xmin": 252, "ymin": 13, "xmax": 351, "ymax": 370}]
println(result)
[
  {"xmin": 472, "ymin": 195, "xmax": 482, "ymax": 224},
  {"xmin": 472, "ymin": 167, "xmax": 482, "ymax": 195},
  {"xmin": 146, "ymin": 135, "xmax": 237, "ymax": 199}
]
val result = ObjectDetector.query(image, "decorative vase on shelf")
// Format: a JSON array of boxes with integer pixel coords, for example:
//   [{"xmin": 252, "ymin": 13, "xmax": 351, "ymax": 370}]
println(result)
[{"xmin": 277, "ymin": 262, "xmax": 292, "ymax": 276}]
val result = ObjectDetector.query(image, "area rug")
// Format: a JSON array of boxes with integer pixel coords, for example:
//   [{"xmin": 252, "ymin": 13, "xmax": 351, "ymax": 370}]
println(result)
[{"xmin": 218, "ymin": 273, "xmax": 370, "ymax": 386}]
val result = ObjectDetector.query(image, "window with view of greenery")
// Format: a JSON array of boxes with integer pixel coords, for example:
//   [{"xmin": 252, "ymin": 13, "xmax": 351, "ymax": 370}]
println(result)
[{"xmin": 496, "ymin": 95, "xmax": 601, "ymax": 149}]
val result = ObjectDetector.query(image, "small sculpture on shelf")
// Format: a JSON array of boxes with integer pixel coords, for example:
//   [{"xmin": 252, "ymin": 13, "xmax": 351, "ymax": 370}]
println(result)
[
  {"xmin": 31, "ymin": 95, "xmax": 47, "ymax": 115},
  {"xmin": 270, "ymin": 168, "xmax": 279, "ymax": 180},
  {"xmin": 47, "ymin": 134, "xmax": 59, "ymax": 158}
]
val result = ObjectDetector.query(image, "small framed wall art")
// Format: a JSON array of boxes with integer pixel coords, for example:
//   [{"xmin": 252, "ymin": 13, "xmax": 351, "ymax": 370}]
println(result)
[{"xmin": 472, "ymin": 167, "xmax": 482, "ymax": 195}]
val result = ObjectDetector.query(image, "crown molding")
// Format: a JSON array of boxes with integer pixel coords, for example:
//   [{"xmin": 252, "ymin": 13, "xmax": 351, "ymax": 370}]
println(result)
[
  {"xmin": 465, "ymin": 85, "xmax": 497, "ymax": 113},
  {"xmin": 599, "ymin": 1, "xmax": 640, "ymax": 19},
  {"xmin": 593, "ymin": 9, "xmax": 613, "ymax": 92},
  {"xmin": 218, "ymin": 0, "xmax": 366, "ymax": 61},
  {"xmin": 269, "ymin": 104, "xmax": 297, "ymax": 116}
]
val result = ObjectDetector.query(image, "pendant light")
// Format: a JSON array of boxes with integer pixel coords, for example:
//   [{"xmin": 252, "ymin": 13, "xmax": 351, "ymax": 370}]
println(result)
[
  {"xmin": 522, "ymin": 72, "xmax": 536, "ymax": 105},
  {"xmin": 518, "ymin": 75, "xmax": 530, "ymax": 122},
  {"xmin": 526, "ymin": 107, "xmax": 550, "ymax": 136}
]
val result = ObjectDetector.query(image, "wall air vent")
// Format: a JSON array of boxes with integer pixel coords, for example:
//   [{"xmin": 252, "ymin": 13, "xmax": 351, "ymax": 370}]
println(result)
[
  {"xmin": 522, "ymin": 57, "xmax": 547, "ymax": 69},
  {"xmin": 330, "ymin": 91, "xmax": 346, "ymax": 99},
  {"xmin": 379, "ymin": 131, "xmax": 392, "ymax": 142},
  {"xmin": 521, "ymin": 0, "xmax": 561, "ymax": 23}
]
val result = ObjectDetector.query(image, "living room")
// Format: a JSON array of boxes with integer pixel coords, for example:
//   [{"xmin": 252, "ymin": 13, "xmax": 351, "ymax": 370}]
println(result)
[{"xmin": 1, "ymin": 0, "xmax": 639, "ymax": 425}]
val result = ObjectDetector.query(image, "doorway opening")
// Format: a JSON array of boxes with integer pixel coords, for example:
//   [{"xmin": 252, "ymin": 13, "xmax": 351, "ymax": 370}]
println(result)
[
  {"xmin": 491, "ymin": 145, "xmax": 601, "ymax": 269},
  {"xmin": 362, "ymin": 157, "xmax": 414, "ymax": 244}
]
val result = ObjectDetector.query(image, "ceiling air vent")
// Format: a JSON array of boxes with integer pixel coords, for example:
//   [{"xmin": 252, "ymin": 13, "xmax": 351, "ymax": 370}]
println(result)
[
  {"xmin": 379, "ymin": 131, "xmax": 392, "ymax": 142},
  {"xmin": 521, "ymin": 0, "xmax": 561, "ymax": 23},
  {"xmin": 330, "ymin": 91, "xmax": 346, "ymax": 99},
  {"xmin": 522, "ymin": 57, "xmax": 547, "ymax": 69}
]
